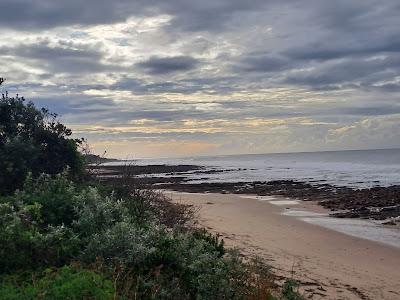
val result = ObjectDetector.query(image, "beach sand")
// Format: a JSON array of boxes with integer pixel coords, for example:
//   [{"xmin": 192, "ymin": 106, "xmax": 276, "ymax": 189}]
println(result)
[{"xmin": 168, "ymin": 192, "xmax": 400, "ymax": 300}]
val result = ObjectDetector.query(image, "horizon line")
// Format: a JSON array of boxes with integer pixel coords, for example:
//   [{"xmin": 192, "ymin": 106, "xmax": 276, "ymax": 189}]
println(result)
[{"xmin": 105, "ymin": 146, "xmax": 400, "ymax": 161}]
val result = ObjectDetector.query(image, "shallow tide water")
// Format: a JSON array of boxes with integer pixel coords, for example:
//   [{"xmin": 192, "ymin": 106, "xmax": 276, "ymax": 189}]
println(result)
[{"xmin": 240, "ymin": 195, "xmax": 400, "ymax": 249}]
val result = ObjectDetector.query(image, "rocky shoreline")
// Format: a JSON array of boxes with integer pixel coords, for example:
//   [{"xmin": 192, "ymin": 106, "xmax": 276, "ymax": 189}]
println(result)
[
  {"xmin": 165, "ymin": 181, "xmax": 400, "ymax": 224},
  {"xmin": 91, "ymin": 164, "xmax": 400, "ymax": 225}
]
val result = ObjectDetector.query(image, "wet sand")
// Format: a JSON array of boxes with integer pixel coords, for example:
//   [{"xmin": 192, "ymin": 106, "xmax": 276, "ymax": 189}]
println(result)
[{"xmin": 168, "ymin": 192, "xmax": 400, "ymax": 300}]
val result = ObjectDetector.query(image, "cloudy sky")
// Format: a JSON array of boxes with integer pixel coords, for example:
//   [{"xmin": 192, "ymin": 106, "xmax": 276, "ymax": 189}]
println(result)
[{"xmin": 1, "ymin": 0, "xmax": 400, "ymax": 158}]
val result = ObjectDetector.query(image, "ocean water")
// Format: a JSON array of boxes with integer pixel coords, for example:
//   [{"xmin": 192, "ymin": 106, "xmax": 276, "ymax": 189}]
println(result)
[
  {"xmin": 240, "ymin": 195, "xmax": 400, "ymax": 249},
  {"xmin": 241, "ymin": 196, "xmax": 400, "ymax": 248},
  {"xmin": 119, "ymin": 148, "xmax": 400, "ymax": 188},
  {"xmin": 110, "ymin": 149, "xmax": 400, "ymax": 247}
]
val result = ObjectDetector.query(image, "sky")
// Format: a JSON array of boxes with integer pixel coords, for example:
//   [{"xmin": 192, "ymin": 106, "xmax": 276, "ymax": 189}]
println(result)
[{"xmin": 1, "ymin": 0, "xmax": 400, "ymax": 158}]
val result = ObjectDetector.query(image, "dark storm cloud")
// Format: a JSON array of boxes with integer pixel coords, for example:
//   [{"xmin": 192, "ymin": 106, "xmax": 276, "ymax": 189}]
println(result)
[
  {"xmin": 313, "ymin": 0, "xmax": 400, "ymax": 32},
  {"xmin": 160, "ymin": 0, "xmax": 270, "ymax": 32},
  {"xmin": 236, "ymin": 54, "xmax": 291, "ymax": 73},
  {"xmin": 110, "ymin": 78, "xmax": 148, "ymax": 93},
  {"xmin": 284, "ymin": 55, "xmax": 400, "ymax": 90},
  {"xmin": 117, "ymin": 109, "xmax": 211, "ymax": 122},
  {"xmin": 68, "ymin": 107, "xmax": 220, "ymax": 125},
  {"xmin": 0, "ymin": 0, "xmax": 269, "ymax": 31},
  {"xmin": 1, "ymin": 0, "xmax": 399, "ymax": 93},
  {"xmin": 374, "ymin": 83, "xmax": 400, "ymax": 93},
  {"xmin": 31, "ymin": 94, "xmax": 116, "ymax": 117},
  {"xmin": 270, "ymin": 1, "xmax": 400, "ymax": 90},
  {"xmin": 0, "ymin": 41, "xmax": 119, "ymax": 74},
  {"xmin": 112, "ymin": 76, "xmax": 239, "ymax": 94},
  {"xmin": 2, "ymin": 42, "xmax": 101, "ymax": 61},
  {"xmin": 337, "ymin": 106, "xmax": 400, "ymax": 117},
  {"xmin": 284, "ymin": 36, "xmax": 400, "ymax": 62},
  {"xmin": 30, "ymin": 90, "xmax": 223, "ymax": 125},
  {"xmin": 111, "ymin": 77, "xmax": 196, "ymax": 94},
  {"xmin": 0, "ymin": 0, "xmax": 147, "ymax": 30},
  {"xmin": 136, "ymin": 56, "xmax": 199, "ymax": 75}
]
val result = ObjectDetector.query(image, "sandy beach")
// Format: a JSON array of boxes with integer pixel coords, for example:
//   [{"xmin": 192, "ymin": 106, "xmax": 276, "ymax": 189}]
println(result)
[{"xmin": 168, "ymin": 192, "xmax": 400, "ymax": 300}]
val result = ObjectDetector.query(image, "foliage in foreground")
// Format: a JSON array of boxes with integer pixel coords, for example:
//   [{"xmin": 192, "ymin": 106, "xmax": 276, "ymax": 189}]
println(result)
[
  {"xmin": 0, "ymin": 174, "xmax": 292, "ymax": 299},
  {"xmin": 0, "ymin": 79, "xmax": 84, "ymax": 195},
  {"xmin": 0, "ymin": 266, "xmax": 115, "ymax": 300}
]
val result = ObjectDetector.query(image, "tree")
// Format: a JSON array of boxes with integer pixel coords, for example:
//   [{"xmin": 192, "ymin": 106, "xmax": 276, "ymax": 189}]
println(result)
[{"xmin": 0, "ymin": 79, "xmax": 84, "ymax": 195}]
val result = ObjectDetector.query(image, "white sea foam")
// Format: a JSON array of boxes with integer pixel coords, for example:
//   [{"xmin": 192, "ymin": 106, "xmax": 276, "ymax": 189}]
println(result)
[
  {"xmin": 269, "ymin": 200, "xmax": 300, "ymax": 205},
  {"xmin": 300, "ymin": 217, "xmax": 400, "ymax": 248},
  {"xmin": 239, "ymin": 195, "xmax": 279, "ymax": 201},
  {"xmin": 282, "ymin": 210, "xmax": 327, "ymax": 217}
]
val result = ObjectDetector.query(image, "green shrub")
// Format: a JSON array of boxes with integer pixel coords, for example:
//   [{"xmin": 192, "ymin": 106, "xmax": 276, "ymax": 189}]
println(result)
[
  {"xmin": 0, "ymin": 82, "xmax": 84, "ymax": 195},
  {"xmin": 0, "ymin": 173, "xmax": 278, "ymax": 299},
  {"xmin": 0, "ymin": 201, "xmax": 81, "ymax": 273},
  {"xmin": 10, "ymin": 173, "xmax": 79, "ymax": 226},
  {"xmin": 281, "ymin": 279, "xmax": 304, "ymax": 300},
  {"xmin": 0, "ymin": 266, "xmax": 115, "ymax": 300},
  {"xmin": 73, "ymin": 187, "xmax": 130, "ymax": 238},
  {"xmin": 82, "ymin": 221, "xmax": 267, "ymax": 299},
  {"xmin": 192, "ymin": 228, "xmax": 225, "ymax": 257}
]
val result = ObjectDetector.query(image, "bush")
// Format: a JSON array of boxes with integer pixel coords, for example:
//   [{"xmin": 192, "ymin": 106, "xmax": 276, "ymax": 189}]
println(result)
[
  {"xmin": 81, "ymin": 222, "xmax": 271, "ymax": 299},
  {"xmin": 281, "ymin": 279, "xmax": 304, "ymax": 300},
  {"xmin": 0, "ymin": 80, "xmax": 84, "ymax": 195},
  {"xmin": 0, "ymin": 173, "xmax": 280, "ymax": 299},
  {"xmin": 73, "ymin": 187, "xmax": 130, "ymax": 238},
  {"xmin": 0, "ymin": 201, "xmax": 81, "ymax": 273},
  {"xmin": 0, "ymin": 266, "xmax": 115, "ymax": 300},
  {"xmin": 9, "ymin": 173, "xmax": 79, "ymax": 226},
  {"xmin": 0, "ymin": 174, "xmax": 86, "ymax": 272}
]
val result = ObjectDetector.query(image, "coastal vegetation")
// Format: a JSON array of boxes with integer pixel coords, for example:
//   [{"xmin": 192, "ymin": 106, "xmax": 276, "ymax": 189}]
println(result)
[
  {"xmin": 0, "ymin": 78, "xmax": 302, "ymax": 299},
  {"xmin": 0, "ymin": 78, "xmax": 83, "ymax": 195}
]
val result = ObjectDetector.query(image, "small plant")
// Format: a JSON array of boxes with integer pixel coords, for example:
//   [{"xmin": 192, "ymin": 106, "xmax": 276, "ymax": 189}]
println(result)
[
  {"xmin": 192, "ymin": 228, "xmax": 225, "ymax": 257},
  {"xmin": 0, "ymin": 200, "xmax": 81, "ymax": 273},
  {"xmin": 281, "ymin": 279, "xmax": 304, "ymax": 300},
  {"xmin": 0, "ymin": 266, "xmax": 115, "ymax": 300}
]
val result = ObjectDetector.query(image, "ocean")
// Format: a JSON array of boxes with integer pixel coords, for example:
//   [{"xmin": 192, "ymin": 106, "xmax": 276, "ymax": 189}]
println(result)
[
  {"xmin": 105, "ymin": 148, "xmax": 400, "ymax": 247},
  {"xmin": 122, "ymin": 148, "xmax": 400, "ymax": 188}
]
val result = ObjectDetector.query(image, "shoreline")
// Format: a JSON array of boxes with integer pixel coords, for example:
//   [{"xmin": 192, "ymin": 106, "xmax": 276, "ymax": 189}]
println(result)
[
  {"xmin": 237, "ymin": 194, "xmax": 400, "ymax": 249},
  {"xmin": 168, "ymin": 191, "xmax": 400, "ymax": 300},
  {"xmin": 163, "ymin": 181, "xmax": 400, "ymax": 224},
  {"xmin": 91, "ymin": 163, "xmax": 400, "ymax": 224}
]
